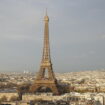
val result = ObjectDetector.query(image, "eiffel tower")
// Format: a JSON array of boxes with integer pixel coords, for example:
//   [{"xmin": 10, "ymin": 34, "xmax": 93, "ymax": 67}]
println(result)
[{"xmin": 30, "ymin": 11, "xmax": 60, "ymax": 95}]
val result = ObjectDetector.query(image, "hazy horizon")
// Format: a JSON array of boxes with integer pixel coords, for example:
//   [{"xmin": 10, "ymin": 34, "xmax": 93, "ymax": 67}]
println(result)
[{"xmin": 0, "ymin": 0, "xmax": 105, "ymax": 72}]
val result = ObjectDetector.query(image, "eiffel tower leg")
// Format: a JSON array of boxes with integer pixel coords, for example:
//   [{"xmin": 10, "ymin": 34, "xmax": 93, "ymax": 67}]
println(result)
[{"xmin": 49, "ymin": 84, "xmax": 60, "ymax": 95}]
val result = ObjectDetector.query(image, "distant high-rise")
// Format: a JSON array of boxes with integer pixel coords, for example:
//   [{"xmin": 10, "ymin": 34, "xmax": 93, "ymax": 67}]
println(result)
[{"xmin": 30, "ymin": 11, "xmax": 60, "ymax": 95}]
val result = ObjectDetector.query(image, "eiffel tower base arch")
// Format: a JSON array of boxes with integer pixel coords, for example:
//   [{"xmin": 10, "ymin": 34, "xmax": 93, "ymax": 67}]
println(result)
[{"xmin": 30, "ymin": 79, "xmax": 60, "ymax": 95}]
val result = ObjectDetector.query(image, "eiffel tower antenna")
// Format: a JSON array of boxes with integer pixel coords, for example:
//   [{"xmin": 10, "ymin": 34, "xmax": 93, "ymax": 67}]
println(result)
[{"xmin": 46, "ymin": 8, "xmax": 47, "ymax": 16}]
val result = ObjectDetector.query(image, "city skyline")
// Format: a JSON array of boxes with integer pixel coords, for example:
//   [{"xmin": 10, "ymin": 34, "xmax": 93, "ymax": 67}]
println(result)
[{"xmin": 0, "ymin": 0, "xmax": 105, "ymax": 72}]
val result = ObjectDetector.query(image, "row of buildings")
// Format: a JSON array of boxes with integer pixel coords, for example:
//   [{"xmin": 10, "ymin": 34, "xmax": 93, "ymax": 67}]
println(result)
[{"xmin": 0, "ymin": 91, "xmax": 105, "ymax": 105}]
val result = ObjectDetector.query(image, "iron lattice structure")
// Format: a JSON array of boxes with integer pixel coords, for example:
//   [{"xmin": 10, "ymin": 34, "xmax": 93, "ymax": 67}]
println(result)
[{"xmin": 30, "ymin": 12, "xmax": 60, "ymax": 95}]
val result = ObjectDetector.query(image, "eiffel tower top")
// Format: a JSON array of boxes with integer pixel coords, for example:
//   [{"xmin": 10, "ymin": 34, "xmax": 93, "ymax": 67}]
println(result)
[
  {"xmin": 44, "ymin": 9, "xmax": 49, "ymax": 21},
  {"xmin": 41, "ymin": 10, "xmax": 51, "ymax": 65}
]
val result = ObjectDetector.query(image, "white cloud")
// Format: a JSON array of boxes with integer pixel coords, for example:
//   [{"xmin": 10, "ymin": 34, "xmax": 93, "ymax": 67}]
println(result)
[
  {"xmin": 97, "ymin": 34, "xmax": 105, "ymax": 40},
  {"xmin": 101, "ymin": 34, "xmax": 105, "ymax": 40}
]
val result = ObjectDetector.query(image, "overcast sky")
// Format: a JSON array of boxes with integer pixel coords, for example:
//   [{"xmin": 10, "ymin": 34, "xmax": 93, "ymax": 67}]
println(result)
[{"xmin": 0, "ymin": 0, "xmax": 105, "ymax": 73}]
